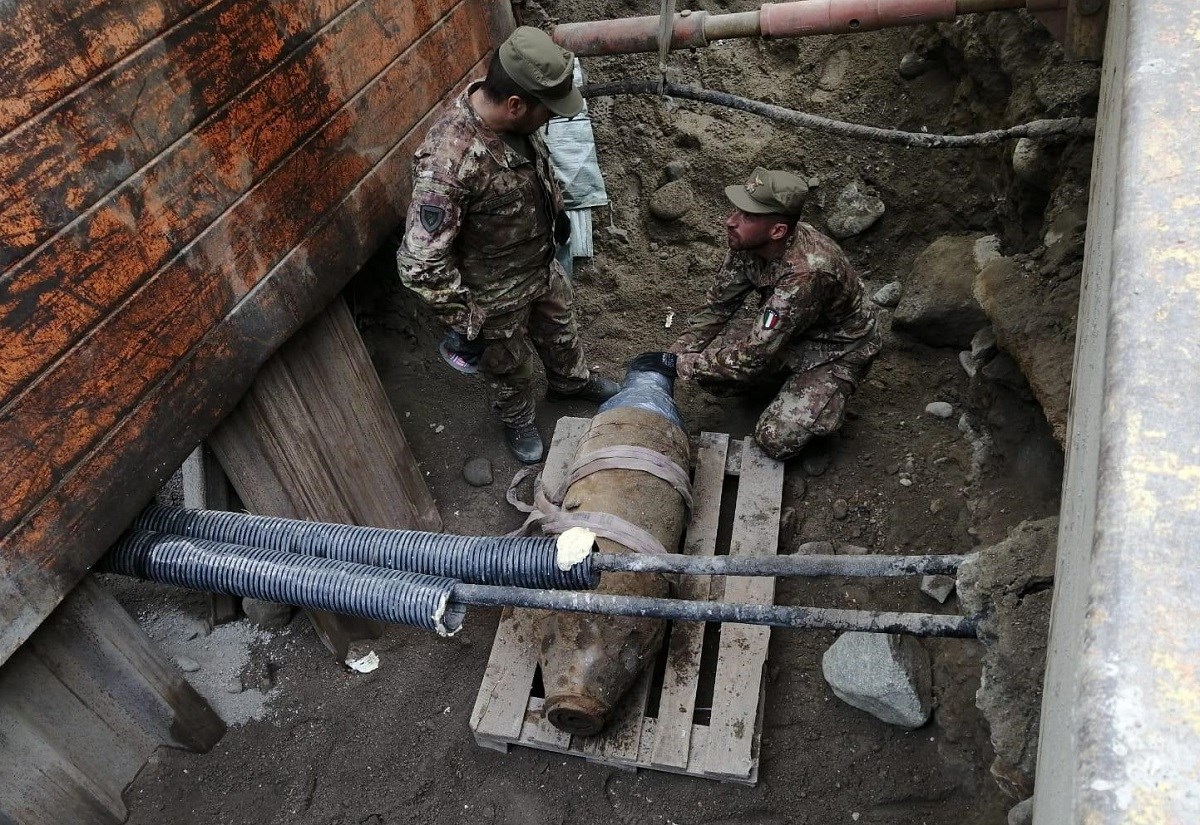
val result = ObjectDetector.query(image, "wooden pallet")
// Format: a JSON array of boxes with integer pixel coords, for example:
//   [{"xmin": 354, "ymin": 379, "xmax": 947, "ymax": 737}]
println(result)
[{"xmin": 469, "ymin": 417, "xmax": 783, "ymax": 784}]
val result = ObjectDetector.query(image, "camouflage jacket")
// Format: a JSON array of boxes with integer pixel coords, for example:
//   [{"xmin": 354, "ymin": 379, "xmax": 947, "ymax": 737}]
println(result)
[
  {"xmin": 675, "ymin": 223, "xmax": 881, "ymax": 382},
  {"xmin": 396, "ymin": 82, "xmax": 564, "ymax": 336}
]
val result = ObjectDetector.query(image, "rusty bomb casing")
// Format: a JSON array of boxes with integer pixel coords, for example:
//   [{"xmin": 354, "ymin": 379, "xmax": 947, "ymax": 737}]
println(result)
[{"xmin": 539, "ymin": 368, "xmax": 691, "ymax": 736}]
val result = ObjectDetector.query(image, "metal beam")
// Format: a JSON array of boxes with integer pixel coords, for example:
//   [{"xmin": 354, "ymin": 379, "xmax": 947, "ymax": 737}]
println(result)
[{"xmin": 1036, "ymin": 0, "xmax": 1200, "ymax": 820}]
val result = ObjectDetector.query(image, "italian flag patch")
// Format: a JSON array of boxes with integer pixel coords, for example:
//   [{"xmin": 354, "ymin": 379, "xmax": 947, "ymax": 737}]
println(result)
[{"xmin": 761, "ymin": 308, "xmax": 780, "ymax": 330}]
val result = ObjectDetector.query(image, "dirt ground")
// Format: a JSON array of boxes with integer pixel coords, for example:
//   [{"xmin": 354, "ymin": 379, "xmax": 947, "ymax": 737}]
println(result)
[{"xmin": 117, "ymin": 7, "xmax": 1083, "ymax": 824}]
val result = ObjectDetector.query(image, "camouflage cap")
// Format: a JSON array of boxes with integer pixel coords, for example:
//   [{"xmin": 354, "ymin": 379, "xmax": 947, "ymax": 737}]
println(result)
[
  {"xmin": 498, "ymin": 26, "xmax": 584, "ymax": 118},
  {"xmin": 725, "ymin": 167, "xmax": 809, "ymax": 216}
]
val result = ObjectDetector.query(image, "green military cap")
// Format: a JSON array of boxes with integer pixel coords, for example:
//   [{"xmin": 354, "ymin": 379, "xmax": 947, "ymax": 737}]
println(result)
[
  {"xmin": 725, "ymin": 167, "xmax": 809, "ymax": 216},
  {"xmin": 498, "ymin": 26, "xmax": 584, "ymax": 118}
]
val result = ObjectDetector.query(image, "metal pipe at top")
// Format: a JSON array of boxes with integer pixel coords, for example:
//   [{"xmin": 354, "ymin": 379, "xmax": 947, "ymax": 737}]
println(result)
[{"xmin": 552, "ymin": 0, "xmax": 1066, "ymax": 57}]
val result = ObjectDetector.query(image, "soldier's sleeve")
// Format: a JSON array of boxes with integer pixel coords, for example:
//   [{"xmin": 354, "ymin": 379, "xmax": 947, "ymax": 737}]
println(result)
[
  {"xmin": 395, "ymin": 161, "xmax": 481, "ymax": 336},
  {"xmin": 685, "ymin": 269, "xmax": 825, "ymax": 382},
  {"xmin": 671, "ymin": 254, "xmax": 753, "ymax": 354}
]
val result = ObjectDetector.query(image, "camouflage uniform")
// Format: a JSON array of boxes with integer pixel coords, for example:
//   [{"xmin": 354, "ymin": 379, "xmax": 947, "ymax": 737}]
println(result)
[
  {"xmin": 396, "ymin": 82, "xmax": 588, "ymax": 426},
  {"xmin": 675, "ymin": 223, "xmax": 882, "ymax": 460}
]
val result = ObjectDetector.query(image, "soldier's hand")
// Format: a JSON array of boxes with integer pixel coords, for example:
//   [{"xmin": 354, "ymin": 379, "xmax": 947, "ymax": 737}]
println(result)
[
  {"xmin": 628, "ymin": 351, "xmax": 677, "ymax": 378},
  {"xmin": 465, "ymin": 303, "xmax": 485, "ymax": 340}
]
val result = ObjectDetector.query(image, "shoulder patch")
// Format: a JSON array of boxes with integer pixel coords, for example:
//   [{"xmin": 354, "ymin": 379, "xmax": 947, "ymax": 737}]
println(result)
[
  {"xmin": 761, "ymin": 308, "xmax": 780, "ymax": 330},
  {"xmin": 419, "ymin": 204, "xmax": 446, "ymax": 233}
]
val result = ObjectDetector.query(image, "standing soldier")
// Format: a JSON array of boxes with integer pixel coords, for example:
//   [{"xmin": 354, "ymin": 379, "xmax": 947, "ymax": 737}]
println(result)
[
  {"xmin": 633, "ymin": 168, "xmax": 881, "ymax": 460},
  {"xmin": 396, "ymin": 27, "xmax": 618, "ymax": 464}
]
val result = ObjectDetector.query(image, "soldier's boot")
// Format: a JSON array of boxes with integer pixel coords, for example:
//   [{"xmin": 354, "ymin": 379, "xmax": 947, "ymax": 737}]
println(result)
[
  {"xmin": 504, "ymin": 422, "xmax": 545, "ymax": 464},
  {"xmin": 547, "ymin": 372, "xmax": 620, "ymax": 404}
]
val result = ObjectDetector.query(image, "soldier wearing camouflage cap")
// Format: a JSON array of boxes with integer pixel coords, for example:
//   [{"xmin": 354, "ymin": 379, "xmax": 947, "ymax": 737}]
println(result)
[
  {"xmin": 396, "ymin": 26, "xmax": 617, "ymax": 463},
  {"xmin": 634, "ymin": 167, "xmax": 882, "ymax": 460}
]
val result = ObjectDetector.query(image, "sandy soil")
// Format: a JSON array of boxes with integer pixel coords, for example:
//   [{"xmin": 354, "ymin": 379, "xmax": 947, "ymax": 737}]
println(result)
[{"xmin": 117, "ymin": 8, "xmax": 1075, "ymax": 824}]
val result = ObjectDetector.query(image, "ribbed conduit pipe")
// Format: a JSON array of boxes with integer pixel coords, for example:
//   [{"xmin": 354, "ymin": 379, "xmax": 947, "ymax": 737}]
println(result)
[
  {"xmin": 100, "ymin": 530, "xmax": 465, "ymax": 636},
  {"xmin": 103, "ymin": 531, "xmax": 977, "ymax": 638},
  {"xmin": 136, "ymin": 505, "xmax": 597, "ymax": 590}
]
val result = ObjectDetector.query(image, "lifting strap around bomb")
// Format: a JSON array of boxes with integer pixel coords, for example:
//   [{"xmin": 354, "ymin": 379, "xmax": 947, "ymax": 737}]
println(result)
[{"xmin": 506, "ymin": 446, "xmax": 693, "ymax": 555}]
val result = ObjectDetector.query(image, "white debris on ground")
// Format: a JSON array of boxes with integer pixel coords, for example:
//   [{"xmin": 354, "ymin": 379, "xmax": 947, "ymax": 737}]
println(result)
[{"xmin": 134, "ymin": 605, "xmax": 278, "ymax": 725}]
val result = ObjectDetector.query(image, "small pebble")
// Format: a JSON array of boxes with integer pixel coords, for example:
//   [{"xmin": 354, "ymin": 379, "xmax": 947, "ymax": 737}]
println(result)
[
  {"xmin": 958, "ymin": 350, "xmax": 978, "ymax": 378},
  {"xmin": 832, "ymin": 499, "xmax": 850, "ymax": 520},
  {"xmin": 898, "ymin": 52, "xmax": 933, "ymax": 80},
  {"xmin": 175, "ymin": 656, "xmax": 200, "ymax": 673},
  {"xmin": 899, "ymin": 477, "xmax": 914, "ymax": 487},
  {"xmin": 462, "ymin": 456, "xmax": 494, "ymax": 487},
  {"xmin": 921, "ymin": 575, "xmax": 956, "ymax": 604},
  {"xmin": 925, "ymin": 401, "xmax": 954, "ymax": 419},
  {"xmin": 664, "ymin": 159, "xmax": 689, "ymax": 181},
  {"xmin": 872, "ymin": 281, "xmax": 902, "ymax": 308},
  {"xmin": 802, "ymin": 452, "xmax": 831, "ymax": 477}
]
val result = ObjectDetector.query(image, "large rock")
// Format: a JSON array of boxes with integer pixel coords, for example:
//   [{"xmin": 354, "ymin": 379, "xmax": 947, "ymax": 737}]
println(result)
[
  {"xmin": 648, "ymin": 180, "xmax": 694, "ymax": 221},
  {"xmin": 824, "ymin": 181, "xmax": 885, "ymax": 239},
  {"xmin": 973, "ymin": 255, "xmax": 1077, "ymax": 445},
  {"xmin": 821, "ymin": 632, "xmax": 932, "ymax": 728},
  {"xmin": 958, "ymin": 517, "xmax": 1058, "ymax": 799},
  {"xmin": 893, "ymin": 235, "xmax": 992, "ymax": 347}
]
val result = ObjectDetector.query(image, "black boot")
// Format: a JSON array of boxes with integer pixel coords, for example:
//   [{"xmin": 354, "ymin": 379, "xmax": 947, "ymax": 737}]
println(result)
[
  {"xmin": 504, "ymin": 422, "xmax": 545, "ymax": 464},
  {"xmin": 547, "ymin": 373, "xmax": 620, "ymax": 404}
]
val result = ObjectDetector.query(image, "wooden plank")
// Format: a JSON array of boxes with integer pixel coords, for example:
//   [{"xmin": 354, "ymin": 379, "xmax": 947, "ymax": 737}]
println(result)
[
  {"xmin": 0, "ymin": 58, "xmax": 485, "ymax": 665},
  {"xmin": 597, "ymin": 669, "xmax": 653, "ymax": 765},
  {"xmin": 650, "ymin": 432, "xmax": 728, "ymax": 769},
  {"xmin": 182, "ymin": 444, "xmax": 240, "ymax": 625},
  {"xmin": 0, "ymin": 0, "xmax": 467, "ymax": 401},
  {"xmin": 1, "ymin": 0, "xmax": 357, "ymax": 267},
  {"xmin": 211, "ymin": 299, "xmax": 440, "ymax": 532},
  {"xmin": 703, "ymin": 438, "xmax": 782, "ymax": 780},
  {"xmin": 469, "ymin": 608, "xmax": 541, "ymax": 744},
  {"xmin": 0, "ymin": 1, "xmax": 492, "ymax": 537},
  {"xmin": 0, "ymin": 577, "xmax": 224, "ymax": 824},
  {"xmin": 0, "ymin": 0, "xmax": 210, "ymax": 135},
  {"xmin": 472, "ymin": 417, "xmax": 588, "ymax": 745},
  {"xmin": 209, "ymin": 298, "xmax": 439, "ymax": 658},
  {"xmin": 1065, "ymin": 0, "xmax": 1108, "ymax": 62}
]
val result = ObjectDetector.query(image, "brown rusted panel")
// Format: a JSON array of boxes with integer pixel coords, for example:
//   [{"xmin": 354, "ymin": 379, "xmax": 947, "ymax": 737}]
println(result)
[
  {"xmin": 0, "ymin": 1, "xmax": 491, "ymax": 537},
  {"xmin": 0, "ymin": 0, "xmax": 209, "ymax": 135},
  {"xmin": 0, "ymin": 0, "xmax": 463, "ymax": 404},
  {"xmin": 0, "ymin": 0, "xmax": 356, "ymax": 269},
  {"xmin": 0, "ymin": 60, "xmax": 485, "ymax": 666}
]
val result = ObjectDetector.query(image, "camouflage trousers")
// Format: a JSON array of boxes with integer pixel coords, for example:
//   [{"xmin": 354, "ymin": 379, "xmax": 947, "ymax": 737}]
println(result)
[
  {"xmin": 478, "ymin": 266, "xmax": 589, "ymax": 426},
  {"xmin": 699, "ymin": 359, "xmax": 869, "ymax": 461}
]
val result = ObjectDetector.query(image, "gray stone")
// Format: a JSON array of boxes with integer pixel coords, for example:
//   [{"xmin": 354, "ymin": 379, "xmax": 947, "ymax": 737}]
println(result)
[
  {"xmin": 821, "ymin": 632, "xmax": 932, "ymax": 728},
  {"xmin": 925, "ymin": 401, "xmax": 954, "ymax": 419},
  {"xmin": 958, "ymin": 517, "xmax": 1059, "ymax": 799},
  {"xmin": 664, "ymin": 159, "xmax": 689, "ymax": 181},
  {"xmin": 898, "ymin": 52, "xmax": 934, "ymax": 80},
  {"xmin": 973, "ymin": 235, "xmax": 1002, "ymax": 270},
  {"xmin": 1012, "ymin": 138, "xmax": 1050, "ymax": 186},
  {"xmin": 174, "ymin": 656, "xmax": 201, "ymax": 673},
  {"xmin": 971, "ymin": 325, "xmax": 999, "ymax": 361},
  {"xmin": 243, "ymin": 598, "xmax": 294, "ymax": 629},
  {"xmin": 831, "ymin": 499, "xmax": 849, "ymax": 520},
  {"xmin": 872, "ymin": 281, "xmax": 902, "ymax": 308},
  {"xmin": 824, "ymin": 181, "xmax": 885, "ymax": 239},
  {"xmin": 958, "ymin": 350, "xmax": 978, "ymax": 378},
  {"xmin": 462, "ymin": 456, "xmax": 493, "ymax": 487},
  {"xmin": 921, "ymin": 575, "xmax": 956, "ymax": 603},
  {"xmin": 893, "ymin": 235, "xmax": 990, "ymax": 348},
  {"xmin": 1007, "ymin": 798, "xmax": 1034, "ymax": 825},
  {"xmin": 648, "ymin": 180, "xmax": 694, "ymax": 221},
  {"xmin": 801, "ymin": 452, "xmax": 831, "ymax": 477}
]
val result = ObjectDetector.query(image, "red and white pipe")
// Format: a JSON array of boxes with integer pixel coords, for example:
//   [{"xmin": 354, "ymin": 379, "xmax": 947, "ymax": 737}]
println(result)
[{"xmin": 552, "ymin": 0, "xmax": 1068, "ymax": 57}]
